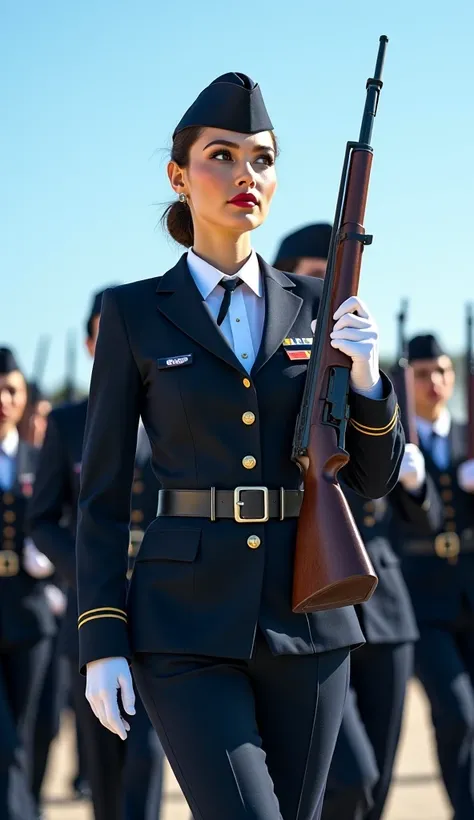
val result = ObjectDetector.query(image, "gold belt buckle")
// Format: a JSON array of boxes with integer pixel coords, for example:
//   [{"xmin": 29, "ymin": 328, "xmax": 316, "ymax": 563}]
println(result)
[
  {"xmin": 0, "ymin": 549, "xmax": 20, "ymax": 577},
  {"xmin": 234, "ymin": 487, "xmax": 269, "ymax": 523},
  {"xmin": 434, "ymin": 532, "xmax": 461, "ymax": 560}
]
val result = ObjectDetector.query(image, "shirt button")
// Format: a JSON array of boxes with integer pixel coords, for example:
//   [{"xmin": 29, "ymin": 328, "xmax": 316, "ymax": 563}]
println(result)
[
  {"xmin": 236, "ymin": 318, "xmax": 241, "ymax": 323},
  {"xmin": 242, "ymin": 412, "xmax": 256, "ymax": 426},
  {"xmin": 247, "ymin": 535, "xmax": 261, "ymax": 549},
  {"xmin": 243, "ymin": 378, "xmax": 251, "ymax": 388},
  {"xmin": 242, "ymin": 455, "xmax": 257, "ymax": 470},
  {"xmin": 241, "ymin": 353, "xmax": 248, "ymax": 360}
]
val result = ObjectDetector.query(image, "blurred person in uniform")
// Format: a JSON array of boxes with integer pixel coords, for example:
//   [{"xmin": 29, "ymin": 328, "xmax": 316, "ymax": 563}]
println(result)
[
  {"xmin": 395, "ymin": 333, "xmax": 474, "ymax": 820},
  {"xmin": 275, "ymin": 225, "xmax": 441, "ymax": 820},
  {"xmin": 0, "ymin": 347, "xmax": 56, "ymax": 820},
  {"xmin": 27, "ymin": 292, "xmax": 166, "ymax": 820}
]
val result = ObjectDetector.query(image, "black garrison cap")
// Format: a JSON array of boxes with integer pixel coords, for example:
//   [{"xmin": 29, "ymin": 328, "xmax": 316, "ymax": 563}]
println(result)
[
  {"xmin": 408, "ymin": 334, "xmax": 445, "ymax": 363},
  {"xmin": 0, "ymin": 347, "xmax": 21, "ymax": 375},
  {"xmin": 173, "ymin": 72, "xmax": 273, "ymax": 138},
  {"xmin": 273, "ymin": 223, "xmax": 333, "ymax": 267}
]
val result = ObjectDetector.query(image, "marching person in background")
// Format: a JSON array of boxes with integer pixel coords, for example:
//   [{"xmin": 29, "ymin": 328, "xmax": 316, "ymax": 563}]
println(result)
[
  {"xmin": 0, "ymin": 347, "xmax": 56, "ymax": 820},
  {"xmin": 18, "ymin": 383, "xmax": 52, "ymax": 450},
  {"xmin": 396, "ymin": 333, "xmax": 474, "ymax": 820},
  {"xmin": 76, "ymin": 72, "xmax": 404, "ymax": 820},
  {"xmin": 28, "ymin": 291, "xmax": 165, "ymax": 820},
  {"xmin": 278, "ymin": 223, "xmax": 441, "ymax": 819}
]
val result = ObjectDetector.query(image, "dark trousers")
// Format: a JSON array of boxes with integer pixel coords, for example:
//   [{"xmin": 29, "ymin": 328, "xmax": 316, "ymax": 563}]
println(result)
[
  {"xmin": 415, "ymin": 619, "xmax": 474, "ymax": 820},
  {"xmin": 321, "ymin": 642, "xmax": 413, "ymax": 820},
  {"xmin": 132, "ymin": 630, "xmax": 350, "ymax": 820},
  {"xmin": 31, "ymin": 630, "xmax": 66, "ymax": 807},
  {"xmin": 68, "ymin": 658, "xmax": 165, "ymax": 820},
  {"xmin": 0, "ymin": 638, "xmax": 51, "ymax": 820}
]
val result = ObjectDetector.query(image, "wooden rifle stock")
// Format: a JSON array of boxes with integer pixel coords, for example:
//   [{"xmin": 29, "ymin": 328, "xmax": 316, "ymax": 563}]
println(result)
[
  {"xmin": 291, "ymin": 36, "xmax": 390, "ymax": 613},
  {"xmin": 467, "ymin": 305, "xmax": 474, "ymax": 459},
  {"xmin": 390, "ymin": 299, "xmax": 418, "ymax": 445}
]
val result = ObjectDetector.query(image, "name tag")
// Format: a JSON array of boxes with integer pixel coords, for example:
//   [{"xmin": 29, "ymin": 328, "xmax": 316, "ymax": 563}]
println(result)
[{"xmin": 157, "ymin": 354, "xmax": 193, "ymax": 369}]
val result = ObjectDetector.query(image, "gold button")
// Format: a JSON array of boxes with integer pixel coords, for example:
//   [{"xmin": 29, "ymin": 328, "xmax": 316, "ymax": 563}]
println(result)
[
  {"xmin": 243, "ymin": 378, "xmax": 251, "ymax": 388},
  {"xmin": 131, "ymin": 510, "xmax": 144, "ymax": 523},
  {"xmin": 241, "ymin": 353, "xmax": 248, "ymax": 360},
  {"xmin": 242, "ymin": 455, "xmax": 256, "ymax": 470},
  {"xmin": 247, "ymin": 535, "xmax": 261, "ymax": 549},
  {"xmin": 242, "ymin": 412, "xmax": 256, "ymax": 426},
  {"xmin": 445, "ymin": 506, "xmax": 456, "ymax": 518},
  {"xmin": 2, "ymin": 493, "xmax": 15, "ymax": 505},
  {"xmin": 439, "ymin": 474, "xmax": 451, "ymax": 486},
  {"xmin": 446, "ymin": 521, "xmax": 457, "ymax": 531},
  {"xmin": 133, "ymin": 481, "xmax": 144, "ymax": 494},
  {"xmin": 441, "ymin": 489, "xmax": 453, "ymax": 501},
  {"xmin": 364, "ymin": 501, "xmax": 375, "ymax": 513},
  {"xmin": 3, "ymin": 526, "xmax": 15, "ymax": 539},
  {"xmin": 3, "ymin": 511, "xmax": 16, "ymax": 523},
  {"xmin": 363, "ymin": 515, "xmax": 376, "ymax": 527}
]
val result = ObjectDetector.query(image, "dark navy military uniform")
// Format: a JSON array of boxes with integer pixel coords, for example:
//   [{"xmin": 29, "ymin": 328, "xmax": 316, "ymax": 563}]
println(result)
[
  {"xmin": 76, "ymin": 259, "xmax": 404, "ymax": 820},
  {"xmin": 397, "ymin": 422, "xmax": 474, "ymax": 819},
  {"xmin": 322, "ymin": 479, "xmax": 441, "ymax": 820},
  {"xmin": 28, "ymin": 400, "xmax": 165, "ymax": 820},
  {"xmin": 0, "ymin": 439, "xmax": 55, "ymax": 820}
]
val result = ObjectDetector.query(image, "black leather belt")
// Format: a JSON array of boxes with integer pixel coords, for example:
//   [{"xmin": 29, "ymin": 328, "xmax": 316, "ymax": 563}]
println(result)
[
  {"xmin": 157, "ymin": 487, "xmax": 303, "ymax": 523},
  {"xmin": 404, "ymin": 530, "xmax": 474, "ymax": 559}
]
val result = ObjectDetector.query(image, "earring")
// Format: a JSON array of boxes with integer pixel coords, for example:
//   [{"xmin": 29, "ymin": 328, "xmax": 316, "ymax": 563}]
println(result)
[{"xmin": 178, "ymin": 193, "xmax": 187, "ymax": 204}]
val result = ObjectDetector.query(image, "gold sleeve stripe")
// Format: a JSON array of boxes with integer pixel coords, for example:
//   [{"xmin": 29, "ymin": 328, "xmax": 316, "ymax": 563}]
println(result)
[
  {"xmin": 78, "ymin": 613, "xmax": 128, "ymax": 630},
  {"xmin": 350, "ymin": 406, "xmax": 399, "ymax": 437},
  {"xmin": 78, "ymin": 606, "xmax": 127, "ymax": 624}
]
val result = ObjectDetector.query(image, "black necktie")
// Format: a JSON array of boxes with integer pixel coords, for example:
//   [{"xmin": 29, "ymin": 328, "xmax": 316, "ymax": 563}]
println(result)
[{"xmin": 216, "ymin": 277, "xmax": 243, "ymax": 326}]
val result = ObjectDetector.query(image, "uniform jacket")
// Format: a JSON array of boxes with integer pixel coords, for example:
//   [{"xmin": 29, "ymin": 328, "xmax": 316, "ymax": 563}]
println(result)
[
  {"xmin": 28, "ymin": 399, "xmax": 158, "ymax": 659},
  {"xmin": 395, "ymin": 422, "xmax": 474, "ymax": 624},
  {"xmin": 343, "ymin": 478, "xmax": 442, "ymax": 644},
  {"xmin": 76, "ymin": 254, "xmax": 405, "ymax": 671},
  {"xmin": 0, "ymin": 439, "xmax": 55, "ymax": 650}
]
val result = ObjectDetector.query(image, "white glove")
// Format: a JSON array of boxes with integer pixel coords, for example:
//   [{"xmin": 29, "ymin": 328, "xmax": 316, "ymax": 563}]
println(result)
[
  {"xmin": 86, "ymin": 657, "xmax": 135, "ymax": 740},
  {"xmin": 457, "ymin": 459, "xmax": 474, "ymax": 493},
  {"xmin": 398, "ymin": 443, "xmax": 426, "ymax": 491},
  {"xmin": 44, "ymin": 584, "xmax": 68, "ymax": 616},
  {"xmin": 23, "ymin": 538, "xmax": 55, "ymax": 579},
  {"xmin": 330, "ymin": 296, "xmax": 381, "ymax": 397}
]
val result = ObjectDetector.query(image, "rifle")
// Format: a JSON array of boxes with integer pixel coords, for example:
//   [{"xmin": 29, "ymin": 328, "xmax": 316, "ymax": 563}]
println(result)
[
  {"xmin": 63, "ymin": 329, "xmax": 77, "ymax": 403},
  {"xmin": 467, "ymin": 304, "xmax": 474, "ymax": 459},
  {"xmin": 390, "ymin": 299, "xmax": 418, "ymax": 445},
  {"xmin": 291, "ymin": 35, "xmax": 389, "ymax": 613}
]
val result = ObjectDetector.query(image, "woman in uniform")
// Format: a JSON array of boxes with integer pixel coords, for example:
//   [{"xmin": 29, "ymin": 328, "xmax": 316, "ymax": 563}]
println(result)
[{"xmin": 76, "ymin": 72, "xmax": 405, "ymax": 820}]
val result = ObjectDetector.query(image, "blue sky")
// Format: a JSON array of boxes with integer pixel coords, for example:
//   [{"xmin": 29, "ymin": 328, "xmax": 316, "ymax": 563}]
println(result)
[{"xmin": 2, "ymin": 1, "xmax": 472, "ymax": 394}]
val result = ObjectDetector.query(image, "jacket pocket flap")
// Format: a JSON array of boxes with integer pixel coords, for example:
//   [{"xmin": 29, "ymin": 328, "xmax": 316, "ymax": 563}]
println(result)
[{"xmin": 136, "ymin": 528, "xmax": 201, "ymax": 563}]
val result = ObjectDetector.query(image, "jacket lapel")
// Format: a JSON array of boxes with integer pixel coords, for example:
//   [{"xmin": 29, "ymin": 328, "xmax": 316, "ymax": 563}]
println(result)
[
  {"xmin": 156, "ymin": 253, "xmax": 303, "ymax": 377},
  {"xmin": 251, "ymin": 256, "xmax": 303, "ymax": 375},
  {"xmin": 156, "ymin": 254, "xmax": 247, "ymax": 375}
]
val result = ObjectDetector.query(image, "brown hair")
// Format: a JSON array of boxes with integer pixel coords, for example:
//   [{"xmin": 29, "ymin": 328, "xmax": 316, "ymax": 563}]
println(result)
[{"xmin": 162, "ymin": 128, "xmax": 279, "ymax": 248}]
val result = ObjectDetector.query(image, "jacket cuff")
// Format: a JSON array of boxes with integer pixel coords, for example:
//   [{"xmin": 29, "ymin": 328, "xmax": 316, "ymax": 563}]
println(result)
[
  {"xmin": 348, "ymin": 372, "xmax": 399, "ymax": 436},
  {"xmin": 78, "ymin": 608, "xmax": 131, "ymax": 674}
]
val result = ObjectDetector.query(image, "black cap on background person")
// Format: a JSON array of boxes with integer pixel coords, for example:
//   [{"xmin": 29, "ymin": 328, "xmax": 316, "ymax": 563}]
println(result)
[{"xmin": 273, "ymin": 222, "xmax": 332, "ymax": 278}]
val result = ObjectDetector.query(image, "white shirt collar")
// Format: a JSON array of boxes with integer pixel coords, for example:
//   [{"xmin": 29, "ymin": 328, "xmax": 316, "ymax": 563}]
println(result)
[
  {"xmin": 187, "ymin": 248, "xmax": 262, "ymax": 300},
  {"xmin": 0, "ymin": 427, "xmax": 19, "ymax": 458},
  {"xmin": 417, "ymin": 408, "xmax": 451, "ymax": 440}
]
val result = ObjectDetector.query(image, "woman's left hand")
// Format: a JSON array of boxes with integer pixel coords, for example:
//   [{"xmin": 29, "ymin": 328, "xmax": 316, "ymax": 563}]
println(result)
[{"xmin": 330, "ymin": 296, "xmax": 381, "ymax": 394}]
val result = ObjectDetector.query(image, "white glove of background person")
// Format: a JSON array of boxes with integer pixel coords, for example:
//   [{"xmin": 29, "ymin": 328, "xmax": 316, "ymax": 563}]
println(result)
[
  {"xmin": 23, "ymin": 538, "xmax": 55, "ymax": 579},
  {"xmin": 86, "ymin": 657, "xmax": 135, "ymax": 740},
  {"xmin": 398, "ymin": 444, "xmax": 426, "ymax": 491},
  {"xmin": 330, "ymin": 296, "xmax": 382, "ymax": 398},
  {"xmin": 44, "ymin": 584, "xmax": 68, "ymax": 616},
  {"xmin": 457, "ymin": 459, "xmax": 474, "ymax": 493}
]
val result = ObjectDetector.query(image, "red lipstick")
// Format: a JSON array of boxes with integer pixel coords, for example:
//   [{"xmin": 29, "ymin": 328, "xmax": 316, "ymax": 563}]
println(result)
[{"xmin": 228, "ymin": 193, "xmax": 258, "ymax": 208}]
